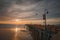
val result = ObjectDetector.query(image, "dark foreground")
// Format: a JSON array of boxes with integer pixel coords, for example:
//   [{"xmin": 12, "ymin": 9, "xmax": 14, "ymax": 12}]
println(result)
[
  {"xmin": 0, "ymin": 28, "xmax": 33, "ymax": 40},
  {"xmin": 0, "ymin": 24, "xmax": 60, "ymax": 40}
]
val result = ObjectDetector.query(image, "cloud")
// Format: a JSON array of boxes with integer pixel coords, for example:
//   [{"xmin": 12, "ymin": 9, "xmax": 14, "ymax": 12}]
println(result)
[
  {"xmin": 45, "ymin": 0, "xmax": 60, "ymax": 19},
  {"xmin": 16, "ymin": 0, "xmax": 43, "ymax": 4},
  {"xmin": 0, "ymin": 0, "xmax": 60, "ymax": 24},
  {"xmin": 0, "ymin": 0, "xmax": 44, "ymax": 20}
]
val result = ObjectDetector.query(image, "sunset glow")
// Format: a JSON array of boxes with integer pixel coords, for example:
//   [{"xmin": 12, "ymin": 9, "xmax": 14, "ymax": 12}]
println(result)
[{"xmin": 0, "ymin": 18, "xmax": 60, "ymax": 25}]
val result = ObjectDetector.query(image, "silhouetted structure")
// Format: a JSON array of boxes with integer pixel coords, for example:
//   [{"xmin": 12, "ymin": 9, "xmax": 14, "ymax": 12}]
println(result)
[{"xmin": 25, "ymin": 24, "xmax": 60, "ymax": 40}]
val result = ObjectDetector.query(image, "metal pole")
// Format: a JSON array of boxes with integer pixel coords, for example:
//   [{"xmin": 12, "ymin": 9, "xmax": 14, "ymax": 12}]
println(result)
[
  {"xmin": 45, "ymin": 14, "xmax": 47, "ymax": 30},
  {"xmin": 45, "ymin": 11, "xmax": 49, "ymax": 40},
  {"xmin": 43, "ymin": 10, "xmax": 48, "ymax": 40},
  {"xmin": 44, "ymin": 14, "xmax": 47, "ymax": 40}
]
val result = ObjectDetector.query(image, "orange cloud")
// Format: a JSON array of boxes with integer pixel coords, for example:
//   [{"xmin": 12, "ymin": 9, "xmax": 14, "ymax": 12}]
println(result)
[{"xmin": 0, "ymin": 18, "xmax": 60, "ymax": 25}]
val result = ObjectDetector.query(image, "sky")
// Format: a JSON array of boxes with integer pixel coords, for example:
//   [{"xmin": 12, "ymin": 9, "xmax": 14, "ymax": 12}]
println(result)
[{"xmin": 0, "ymin": 0, "xmax": 60, "ymax": 24}]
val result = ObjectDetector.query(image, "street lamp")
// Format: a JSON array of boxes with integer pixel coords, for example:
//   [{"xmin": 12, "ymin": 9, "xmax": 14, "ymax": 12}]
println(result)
[
  {"xmin": 43, "ymin": 9, "xmax": 48, "ymax": 30},
  {"xmin": 43, "ymin": 9, "xmax": 48, "ymax": 40}
]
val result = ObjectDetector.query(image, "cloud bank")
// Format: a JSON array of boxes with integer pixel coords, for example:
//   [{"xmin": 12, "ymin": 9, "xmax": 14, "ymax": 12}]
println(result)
[{"xmin": 0, "ymin": 0, "xmax": 60, "ymax": 24}]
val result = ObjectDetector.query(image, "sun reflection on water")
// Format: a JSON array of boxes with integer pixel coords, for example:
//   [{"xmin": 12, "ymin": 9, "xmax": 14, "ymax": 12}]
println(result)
[
  {"xmin": 16, "ymin": 28, "xmax": 18, "ymax": 32},
  {"xmin": 11, "ymin": 27, "xmax": 19, "ymax": 40},
  {"xmin": 12, "ymin": 27, "xmax": 26, "ymax": 40}
]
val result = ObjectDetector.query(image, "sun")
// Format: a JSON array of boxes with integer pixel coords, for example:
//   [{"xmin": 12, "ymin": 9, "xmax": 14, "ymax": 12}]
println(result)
[{"xmin": 16, "ymin": 19, "xmax": 19, "ymax": 22}]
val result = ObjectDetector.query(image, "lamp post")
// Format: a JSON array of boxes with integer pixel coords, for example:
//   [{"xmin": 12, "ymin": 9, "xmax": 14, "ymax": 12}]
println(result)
[
  {"xmin": 43, "ymin": 9, "xmax": 48, "ymax": 40},
  {"xmin": 43, "ymin": 9, "xmax": 48, "ymax": 29}
]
